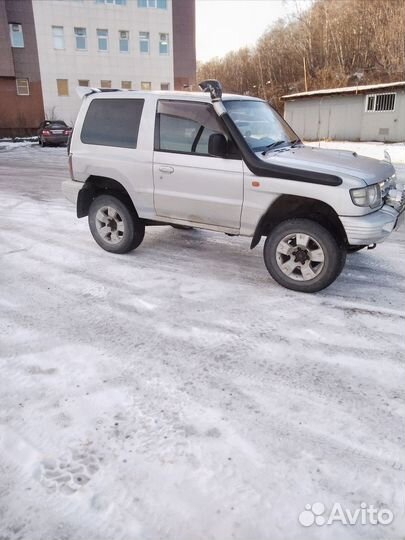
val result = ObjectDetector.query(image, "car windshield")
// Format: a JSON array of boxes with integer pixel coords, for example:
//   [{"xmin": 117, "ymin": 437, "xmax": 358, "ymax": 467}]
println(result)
[{"xmin": 224, "ymin": 100, "xmax": 298, "ymax": 153}]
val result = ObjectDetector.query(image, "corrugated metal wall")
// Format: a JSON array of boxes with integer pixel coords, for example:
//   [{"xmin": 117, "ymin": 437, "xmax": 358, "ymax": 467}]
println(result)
[{"xmin": 284, "ymin": 91, "xmax": 405, "ymax": 142}]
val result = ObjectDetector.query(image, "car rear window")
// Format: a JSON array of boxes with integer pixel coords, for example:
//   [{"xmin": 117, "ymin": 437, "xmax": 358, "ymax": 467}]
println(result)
[
  {"xmin": 81, "ymin": 98, "xmax": 144, "ymax": 148},
  {"xmin": 48, "ymin": 123, "xmax": 67, "ymax": 129}
]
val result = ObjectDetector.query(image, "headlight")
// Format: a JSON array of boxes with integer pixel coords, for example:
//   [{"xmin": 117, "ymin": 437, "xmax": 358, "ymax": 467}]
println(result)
[{"xmin": 350, "ymin": 184, "xmax": 381, "ymax": 209}]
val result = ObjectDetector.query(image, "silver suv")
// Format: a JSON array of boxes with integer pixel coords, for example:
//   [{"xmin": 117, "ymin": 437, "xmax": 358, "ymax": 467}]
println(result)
[{"xmin": 62, "ymin": 80, "xmax": 405, "ymax": 292}]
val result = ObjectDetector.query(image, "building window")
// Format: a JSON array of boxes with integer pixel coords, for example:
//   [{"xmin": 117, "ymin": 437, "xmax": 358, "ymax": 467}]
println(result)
[
  {"xmin": 9, "ymin": 23, "xmax": 24, "ymax": 48},
  {"xmin": 16, "ymin": 78, "xmax": 29, "ymax": 96},
  {"xmin": 119, "ymin": 30, "xmax": 129, "ymax": 52},
  {"xmin": 139, "ymin": 32, "xmax": 149, "ymax": 54},
  {"xmin": 366, "ymin": 96, "xmax": 375, "ymax": 112},
  {"xmin": 96, "ymin": 0, "xmax": 126, "ymax": 4},
  {"xmin": 57, "ymin": 79, "xmax": 69, "ymax": 96},
  {"xmin": 160, "ymin": 83, "xmax": 169, "ymax": 90},
  {"xmin": 159, "ymin": 33, "xmax": 169, "ymax": 55},
  {"xmin": 97, "ymin": 29, "xmax": 108, "ymax": 51},
  {"xmin": 100, "ymin": 80, "xmax": 112, "ymax": 88},
  {"xmin": 138, "ymin": 0, "xmax": 166, "ymax": 8},
  {"xmin": 366, "ymin": 93, "xmax": 396, "ymax": 112},
  {"xmin": 141, "ymin": 81, "xmax": 151, "ymax": 91},
  {"xmin": 52, "ymin": 26, "xmax": 64, "ymax": 49},
  {"xmin": 78, "ymin": 79, "xmax": 89, "ymax": 86},
  {"xmin": 74, "ymin": 27, "xmax": 87, "ymax": 50},
  {"xmin": 121, "ymin": 81, "xmax": 132, "ymax": 90}
]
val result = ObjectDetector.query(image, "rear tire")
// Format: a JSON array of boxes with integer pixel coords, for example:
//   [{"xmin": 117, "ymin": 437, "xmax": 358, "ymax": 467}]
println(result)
[
  {"xmin": 88, "ymin": 194, "xmax": 145, "ymax": 254},
  {"xmin": 263, "ymin": 218, "xmax": 346, "ymax": 293}
]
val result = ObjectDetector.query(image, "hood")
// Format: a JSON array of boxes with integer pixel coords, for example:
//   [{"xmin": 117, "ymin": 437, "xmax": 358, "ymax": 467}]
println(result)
[{"xmin": 261, "ymin": 145, "xmax": 395, "ymax": 186}]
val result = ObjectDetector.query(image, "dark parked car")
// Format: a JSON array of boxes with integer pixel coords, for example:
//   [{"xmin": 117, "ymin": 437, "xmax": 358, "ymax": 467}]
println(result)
[{"xmin": 38, "ymin": 120, "xmax": 72, "ymax": 147}]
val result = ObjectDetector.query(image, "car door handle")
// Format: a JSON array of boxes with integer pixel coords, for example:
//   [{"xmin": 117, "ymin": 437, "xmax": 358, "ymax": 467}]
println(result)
[{"xmin": 159, "ymin": 166, "xmax": 174, "ymax": 174}]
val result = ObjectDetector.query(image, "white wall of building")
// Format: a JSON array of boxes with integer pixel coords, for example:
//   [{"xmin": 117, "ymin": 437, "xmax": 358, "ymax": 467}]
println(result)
[
  {"xmin": 32, "ymin": 0, "xmax": 174, "ymax": 125},
  {"xmin": 284, "ymin": 90, "xmax": 405, "ymax": 142}
]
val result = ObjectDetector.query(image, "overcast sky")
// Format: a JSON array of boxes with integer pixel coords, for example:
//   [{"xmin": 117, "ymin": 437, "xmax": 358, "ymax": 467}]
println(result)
[{"xmin": 196, "ymin": 0, "xmax": 312, "ymax": 62}]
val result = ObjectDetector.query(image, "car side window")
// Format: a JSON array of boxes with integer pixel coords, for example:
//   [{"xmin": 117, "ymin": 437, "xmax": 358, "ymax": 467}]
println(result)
[
  {"xmin": 81, "ymin": 98, "xmax": 144, "ymax": 148},
  {"xmin": 156, "ymin": 100, "xmax": 231, "ymax": 157}
]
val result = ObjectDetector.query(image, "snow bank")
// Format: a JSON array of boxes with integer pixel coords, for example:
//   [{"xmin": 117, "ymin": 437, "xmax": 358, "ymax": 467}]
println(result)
[{"xmin": 0, "ymin": 139, "xmax": 37, "ymax": 151}]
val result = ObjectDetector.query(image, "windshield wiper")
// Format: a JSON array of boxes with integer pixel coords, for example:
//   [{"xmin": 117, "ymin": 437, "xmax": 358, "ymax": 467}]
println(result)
[
  {"xmin": 290, "ymin": 138, "xmax": 301, "ymax": 147},
  {"xmin": 262, "ymin": 140, "xmax": 287, "ymax": 155}
]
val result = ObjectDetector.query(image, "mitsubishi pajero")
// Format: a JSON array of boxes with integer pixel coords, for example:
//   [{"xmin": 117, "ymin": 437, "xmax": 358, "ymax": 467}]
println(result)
[{"xmin": 62, "ymin": 80, "xmax": 404, "ymax": 292}]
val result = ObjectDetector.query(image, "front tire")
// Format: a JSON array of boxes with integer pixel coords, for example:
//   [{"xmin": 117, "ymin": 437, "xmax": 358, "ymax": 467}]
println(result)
[
  {"xmin": 263, "ymin": 219, "xmax": 346, "ymax": 293},
  {"xmin": 88, "ymin": 194, "xmax": 145, "ymax": 254}
]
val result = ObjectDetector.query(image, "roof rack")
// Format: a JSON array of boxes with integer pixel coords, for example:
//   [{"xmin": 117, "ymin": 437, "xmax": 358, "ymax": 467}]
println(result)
[
  {"xmin": 95, "ymin": 88, "xmax": 122, "ymax": 93},
  {"xmin": 76, "ymin": 87, "xmax": 122, "ymax": 99}
]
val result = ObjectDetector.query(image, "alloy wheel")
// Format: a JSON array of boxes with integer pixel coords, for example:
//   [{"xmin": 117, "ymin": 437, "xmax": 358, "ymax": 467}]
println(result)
[
  {"xmin": 95, "ymin": 206, "xmax": 125, "ymax": 244},
  {"xmin": 275, "ymin": 232, "xmax": 325, "ymax": 281}
]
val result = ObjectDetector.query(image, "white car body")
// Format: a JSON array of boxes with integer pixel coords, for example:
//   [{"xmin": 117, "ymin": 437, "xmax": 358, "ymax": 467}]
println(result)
[
  {"xmin": 61, "ymin": 85, "xmax": 405, "ymax": 292},
  {"xmin": 64, "ymin": 90, "xmax": 404, "ymax": 244}
]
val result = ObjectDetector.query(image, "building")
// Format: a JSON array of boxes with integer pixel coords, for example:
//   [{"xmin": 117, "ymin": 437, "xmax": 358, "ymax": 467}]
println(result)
[
  {"xmin": 172, "ymin": 0, "xmax": 195, "ymax": 92},
  {"xmin": 0, "ymin": 0, "xmax": 196, "ymax": 134},
  {"xmin": 282, "ymin": 82, "xmax": 405, "ymax": 143},
  {"xmin": 32, "ymin": 0, "xmax": 196, "ymax": 125},
  {"xmin": 0, "ymin": 0, "xmax": 44, "ymax": 137}
]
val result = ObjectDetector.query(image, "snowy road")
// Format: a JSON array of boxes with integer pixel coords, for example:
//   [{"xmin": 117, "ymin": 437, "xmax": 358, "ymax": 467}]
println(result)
[{"xmin": 0, "ymin": 144, "xmax": 404, "ymax": 540}]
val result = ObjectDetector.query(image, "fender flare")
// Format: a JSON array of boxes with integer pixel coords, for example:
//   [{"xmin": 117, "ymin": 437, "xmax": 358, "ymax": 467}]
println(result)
[{"xmin": 76, "ymin": 176, "xmax": 137, "ymax": 218}]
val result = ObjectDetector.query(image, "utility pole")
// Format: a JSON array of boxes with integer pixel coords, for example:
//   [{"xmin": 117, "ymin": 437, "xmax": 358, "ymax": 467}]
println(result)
[
  {"xmin": 258, "ymin": 53, "xmax": 266, "ymax": 100},
  {"xmin": 303, "ymin": 56, "xmax": 308, "ymax": 92}
]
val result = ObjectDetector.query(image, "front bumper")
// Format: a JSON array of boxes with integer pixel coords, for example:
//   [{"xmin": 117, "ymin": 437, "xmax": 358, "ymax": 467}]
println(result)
[
  {"xmin": 341, "ymin": 205, "xmax": 404, "ymax": 245},
  {"xmin": 62, "ymin": 179, "xmax": 83, "ymax": 204}
]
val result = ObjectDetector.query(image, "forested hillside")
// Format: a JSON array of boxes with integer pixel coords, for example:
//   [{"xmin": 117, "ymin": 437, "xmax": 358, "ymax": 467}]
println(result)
[{"xmin": 197, "ymin": 0, "xmax": 405, "ymax": 111}]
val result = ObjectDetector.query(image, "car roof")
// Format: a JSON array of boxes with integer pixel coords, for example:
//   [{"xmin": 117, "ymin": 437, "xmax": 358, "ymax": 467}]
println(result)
[
  {"xmin": 149, "ymin": 91, "xmax": 262, "ymax": 102},
  {"xmin": 85, "ymin": 89, "xmax": 263, "ymax": 103}
]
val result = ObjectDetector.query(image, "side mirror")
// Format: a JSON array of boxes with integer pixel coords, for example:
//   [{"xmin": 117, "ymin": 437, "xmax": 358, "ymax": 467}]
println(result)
[{"xmin": 208, "ymin": 133, "xmax": 227, "ymax": 157}]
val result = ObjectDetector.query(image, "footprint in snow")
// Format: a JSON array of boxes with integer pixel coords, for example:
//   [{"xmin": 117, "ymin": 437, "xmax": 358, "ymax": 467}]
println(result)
[
  {"xmin": 82, "ymin": 284, "xmax": 107, "ymax": 299},
  {"xmin": 36, "ymin": 446, "xmax": 100, "ymax": 495}
]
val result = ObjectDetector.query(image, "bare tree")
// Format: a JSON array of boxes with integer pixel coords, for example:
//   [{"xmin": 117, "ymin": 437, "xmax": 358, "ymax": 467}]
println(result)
[{"xmin": 197, "ymin": 0, "xmax": 405, "ymax": 113}]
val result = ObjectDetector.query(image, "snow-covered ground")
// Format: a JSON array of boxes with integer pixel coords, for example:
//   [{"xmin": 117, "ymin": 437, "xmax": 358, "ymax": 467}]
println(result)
[
  {"xmin": 0, "ymin": 138, "xmax": 38, "ymax": 152},
  {"xmin": 0, "ymin": 143, "xmax": 404, "ymax": 540}
]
